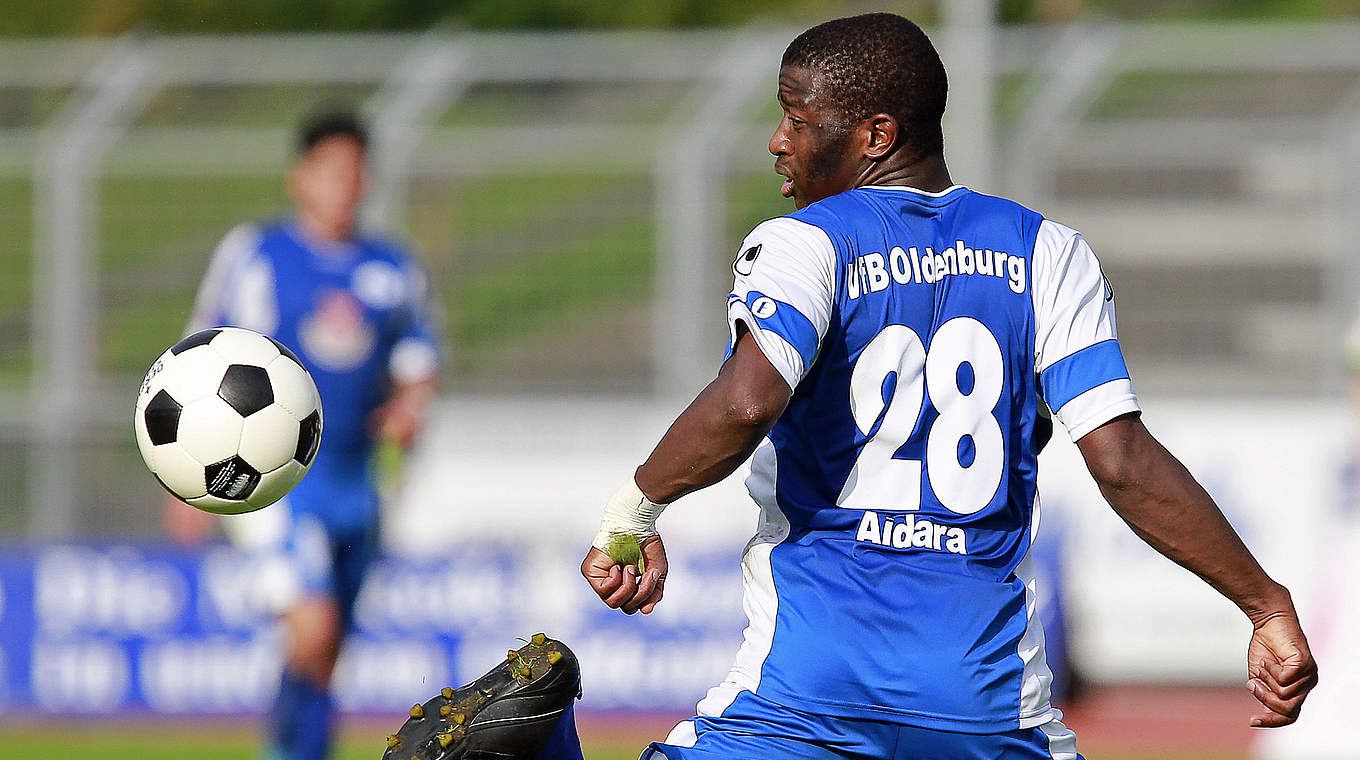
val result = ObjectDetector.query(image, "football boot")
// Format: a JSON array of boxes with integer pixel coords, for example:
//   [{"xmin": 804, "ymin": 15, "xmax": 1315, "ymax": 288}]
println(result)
[{"xmin": 381, "ymin": 633, "xmax": 581, "ymax": 760}]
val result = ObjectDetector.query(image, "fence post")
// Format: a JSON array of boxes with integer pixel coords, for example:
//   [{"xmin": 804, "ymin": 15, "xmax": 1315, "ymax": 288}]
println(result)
[
  {"xmin": 939, "ymin": 0, "xmax": 999, "ymax": 193},
  {"xmin": 363, "ymin": 33, "xmax": 473, "ymax": 234},
  {"xmin": 1003, "ymin": 24, "xmax": 1121, "ymax": 204},
  {"xmin": 29, "ymin": 36, "xmax": 160, "ymax": 538},
  {"xmin": 652, "ymin": 31, "xmax": 785, "ymax": 398},
  {"xmin": 1325, "ymin": 81, "xmax": 1360, "ymax": 389}
]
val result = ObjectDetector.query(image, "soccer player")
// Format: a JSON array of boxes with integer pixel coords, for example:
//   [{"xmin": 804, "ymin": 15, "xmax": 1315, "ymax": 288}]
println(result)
[
  {"xmin": 578, "ymin": 13, "xmax": 1317, "ymax": 759},
  {"xmin": 163, "ymin": 109, "xmax": 440, "ymax": 760}
]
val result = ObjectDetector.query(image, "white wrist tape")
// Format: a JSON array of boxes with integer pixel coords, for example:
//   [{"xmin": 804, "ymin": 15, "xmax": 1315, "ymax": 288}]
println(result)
[{"xmin": 592, "ymin": 480, "xmax": 669, "ymax": 551}]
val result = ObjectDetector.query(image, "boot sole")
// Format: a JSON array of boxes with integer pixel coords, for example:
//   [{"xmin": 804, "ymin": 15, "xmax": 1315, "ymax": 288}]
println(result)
[{"xmin": 381, "ymin": 633, "xmax": 580, "ymax": 760}]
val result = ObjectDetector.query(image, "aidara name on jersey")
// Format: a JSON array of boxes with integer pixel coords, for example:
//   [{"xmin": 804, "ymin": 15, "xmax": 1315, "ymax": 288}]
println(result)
[
  {"xmin": 854, "ymin": 510, "xmax": 968, "ymax": 555},
  {"xmin": 846, "ymin": 239, "xmax": 1027, "ymax": 299}
]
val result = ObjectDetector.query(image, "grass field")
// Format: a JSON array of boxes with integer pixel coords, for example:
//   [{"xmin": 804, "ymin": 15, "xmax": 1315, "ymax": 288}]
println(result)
[
  {"xmin": 0, "ymin": 719, "xmax": 661, "ymax": 760},
  {"xmin": 0, "ymin": 686, "xmax": 1262, "ymax": 760},
  {"xmin": 0, "ymin": 725, "xmax": 1249, "ymax": 760},
  {"xmin": 0, "ymin": 729, "xmax": 1251, "ymax": 760},
  {"xmin": 0, "ymin": 728, "xmax": 645, "ymax": 760}
]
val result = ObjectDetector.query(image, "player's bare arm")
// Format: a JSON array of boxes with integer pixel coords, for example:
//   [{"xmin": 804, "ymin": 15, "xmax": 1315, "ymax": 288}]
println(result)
[
  {"xmin": 635, "ymin": 328, "xmax": 790, "ymax": 503},
  {"xmin": 1077, "ymin": 412, "xmax": 1318, "ymax": 727},
  {"xmin": 372, "ymin": 376, "xmax": 437, "ymax": 449},
  {"xmin": 582, "ymin": 327, "xmax": 790, "ymax": 615}
]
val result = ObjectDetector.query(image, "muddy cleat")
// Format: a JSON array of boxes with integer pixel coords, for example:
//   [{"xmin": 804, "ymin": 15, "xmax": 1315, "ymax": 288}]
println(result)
[{"xmin": 380, "ymin": 635, "xmax": 581, "ymax": 760}]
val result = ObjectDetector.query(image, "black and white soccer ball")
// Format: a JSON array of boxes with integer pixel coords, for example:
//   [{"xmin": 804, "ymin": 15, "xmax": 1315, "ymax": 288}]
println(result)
[{"xmin": 134, "ymin": 327, "xmax": 323, "ymax": 515}]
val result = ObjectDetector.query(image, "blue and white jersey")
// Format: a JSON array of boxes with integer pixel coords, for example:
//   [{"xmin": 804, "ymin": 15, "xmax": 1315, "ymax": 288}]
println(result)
[
  {"xmin": 188, "ymin": 220, "xmax": 440, "ymax": 532},
  {"xmin": 703, "ymin": 185, "xmax": 1138, "ymax": 733}
]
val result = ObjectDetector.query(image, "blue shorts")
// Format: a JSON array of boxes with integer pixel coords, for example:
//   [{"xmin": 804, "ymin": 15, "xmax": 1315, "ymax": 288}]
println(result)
[
  {"xmin": 286, "ymin": 513, "xmax": 378, "ymax": 629},
  {"xmin": 641, "ymin": 691, "xmax": 1082, "ymax": 760},
  {"xmin": 239, "ymin": 507, "xmax": 379, "ymax": 632}
]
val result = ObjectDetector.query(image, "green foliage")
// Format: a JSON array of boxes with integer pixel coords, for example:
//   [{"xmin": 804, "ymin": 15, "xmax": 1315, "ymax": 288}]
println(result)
[
  {"xmin": 1089, "ymin": 0, "xmax": 1358, "ymax": 19},
  {"xmin": 452, "ymin": 0, "xmax": 837, "ymax": 30},
  {"xmin": 2, "ymin": 0, "xmax": 1353, "ymax": 36},
  {"xmin": 0, "ymin": 0, "xmax": 451, "ymax": 36},
  {"xmin": 0, "ymin": 0, "xmax": 844, "ymax": 36},
  {"xmin": 999, "ymin": 0, "xmax": 1039, "ymax": 23}
]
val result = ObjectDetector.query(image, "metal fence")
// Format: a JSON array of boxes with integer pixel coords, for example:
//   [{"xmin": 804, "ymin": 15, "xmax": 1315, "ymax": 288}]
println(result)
[{"xmin": 3, "ymin": 18, "xmax": 1359, "ymax": 537}]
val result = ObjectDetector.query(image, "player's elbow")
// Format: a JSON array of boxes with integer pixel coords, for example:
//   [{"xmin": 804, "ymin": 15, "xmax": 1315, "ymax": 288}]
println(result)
[
  {"xmin": 721, "ymin": 393, "xmax": 784, "ymax": 431},
  {"xmin": 1085, "ymin": 451, "xmax": 1143, "ymax": 493}
]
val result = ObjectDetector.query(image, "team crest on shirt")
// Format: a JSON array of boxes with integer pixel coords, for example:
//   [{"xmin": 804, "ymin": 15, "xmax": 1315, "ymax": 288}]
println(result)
[
  {"xmin": 734, "ymin": 243, "xmax": 762, "ymax": 276},
  {"xmin": 352, "ymin": 261, "xmax": 406, "ymax": 310},
  {"xmin": 299, "ymin": 289, "xmax": 376, "ymax": 371}
]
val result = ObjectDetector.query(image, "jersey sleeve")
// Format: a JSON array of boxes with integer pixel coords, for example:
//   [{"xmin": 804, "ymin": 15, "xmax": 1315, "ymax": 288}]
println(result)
[
  {"xmin": 387, "ymin": 256, "xmax": 441, "ymax": 384},
  {"xmin": 725, "ymin": 217, "xmax": 836, "ymax": 390},
  {"xmin": 1031, "ymin": 219, "xmax": 1140, "ymax": 440},
  {"xmin": 186, "ymin": 223, "xmax": 277, "ymax": 336}
]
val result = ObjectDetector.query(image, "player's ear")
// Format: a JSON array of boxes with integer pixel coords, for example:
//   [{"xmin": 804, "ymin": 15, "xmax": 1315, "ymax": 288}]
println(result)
[{"xmin": 863, "ymin": 114, "xmax": 897, "ymax": 161}]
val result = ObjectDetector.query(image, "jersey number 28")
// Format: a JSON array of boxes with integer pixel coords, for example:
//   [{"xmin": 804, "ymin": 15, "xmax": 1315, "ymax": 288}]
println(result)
[{"xmin": 837, "ymin": 317, "xmax": 1004, "ymax": 515}]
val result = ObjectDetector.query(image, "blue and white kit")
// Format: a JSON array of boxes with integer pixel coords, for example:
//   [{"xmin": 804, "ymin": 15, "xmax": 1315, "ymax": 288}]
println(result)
[
  {"xmin": 188, "ymin": 219, "xmax": 440, "ymax": 616},
  {"xmin": 652, "ymin": 185, "xmax": 1138, "ymax": 759}
]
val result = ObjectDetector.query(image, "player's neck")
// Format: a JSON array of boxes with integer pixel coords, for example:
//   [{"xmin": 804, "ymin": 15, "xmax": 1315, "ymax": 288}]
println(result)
[
  {"xmin": 295, "ymin": 212, "xmax": 355, "ymax": 247},
  {"xmin": 860, "ymin": 154, "xmax": 953, "ymax": 194}
]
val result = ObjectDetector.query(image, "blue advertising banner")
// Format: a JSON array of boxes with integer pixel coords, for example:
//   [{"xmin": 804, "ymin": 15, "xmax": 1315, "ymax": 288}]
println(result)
[{"xmin": 0, "ymin": 542, "xmax": 747, "ymax": 716}]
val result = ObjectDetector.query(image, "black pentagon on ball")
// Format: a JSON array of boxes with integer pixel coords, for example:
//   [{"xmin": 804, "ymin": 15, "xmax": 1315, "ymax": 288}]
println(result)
[
  {"xmin": 266, "ymin": 336, "xmax": 306, "ymax": 368},
  {"xmin": 204, "ymin": 456, "xmax": 261, "ymax": 500},
  {"xmin": 144, "ymin": 389, "xmax": 182, "ymax": 445},
  {"xmin": 169, "ymin": 328, "xmax": 221, "ymax": 355},
  {"xmin": 295, "ymin": 410, "xmax": 321, "ymax": 466},
  {"xmin": 217, "ymin": 364, "xmax": 273, "ymax": 417}
]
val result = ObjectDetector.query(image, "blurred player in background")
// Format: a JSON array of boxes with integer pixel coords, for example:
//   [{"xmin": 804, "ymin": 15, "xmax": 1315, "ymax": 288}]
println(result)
[
  {"xmin": 163, "ymin": 108, "xmax": 440, "ymax": 760},
  {"xmin": 575, "ymin": 13, "xmax": 1316, "ymax": 760}
]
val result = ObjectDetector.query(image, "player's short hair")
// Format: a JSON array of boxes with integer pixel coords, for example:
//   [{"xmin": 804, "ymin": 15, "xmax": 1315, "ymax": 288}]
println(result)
[
  {"xmin": 782, "ymin": 13, "xmax": 947, "ymax": 159},
  {"xmin": 297, "ymin": 107, "xmax": 368, "ymax": 155}
]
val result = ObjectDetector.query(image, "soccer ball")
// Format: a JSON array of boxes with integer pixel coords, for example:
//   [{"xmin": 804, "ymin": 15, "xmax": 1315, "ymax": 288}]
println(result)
[{"xmin": 134, "ymin": 327, "xmax": 323, "ymax": 515}]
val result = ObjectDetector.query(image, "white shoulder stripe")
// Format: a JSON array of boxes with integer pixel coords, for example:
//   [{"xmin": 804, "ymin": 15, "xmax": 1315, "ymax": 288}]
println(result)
[
  {"xmin": 727, "ymin": 299, "xmax": 803, "ymax": 392},
  {"xmin": 726, "ymin": 216, "xmax": 837, "ymax": 388},
  {"xmin": 1030, "ymin": 218, "xmax": 1139, "ymax": 440},
  {"xmin": 187, "ymin": 223, "xmax": 265, "ymax": 334},
  {"xmin": 747, "ymin": 216, "xmax": 838, "ymax": 291},
  {"xmin": 1056, "ymin": 380, "xmax": 1140, "ymax": 442}
]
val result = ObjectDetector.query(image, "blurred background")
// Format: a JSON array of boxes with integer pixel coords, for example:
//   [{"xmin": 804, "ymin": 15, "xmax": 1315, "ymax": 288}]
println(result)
[{"xmin": 1, "ymin": 1, "xmax": 1359, "ymax": 758}]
